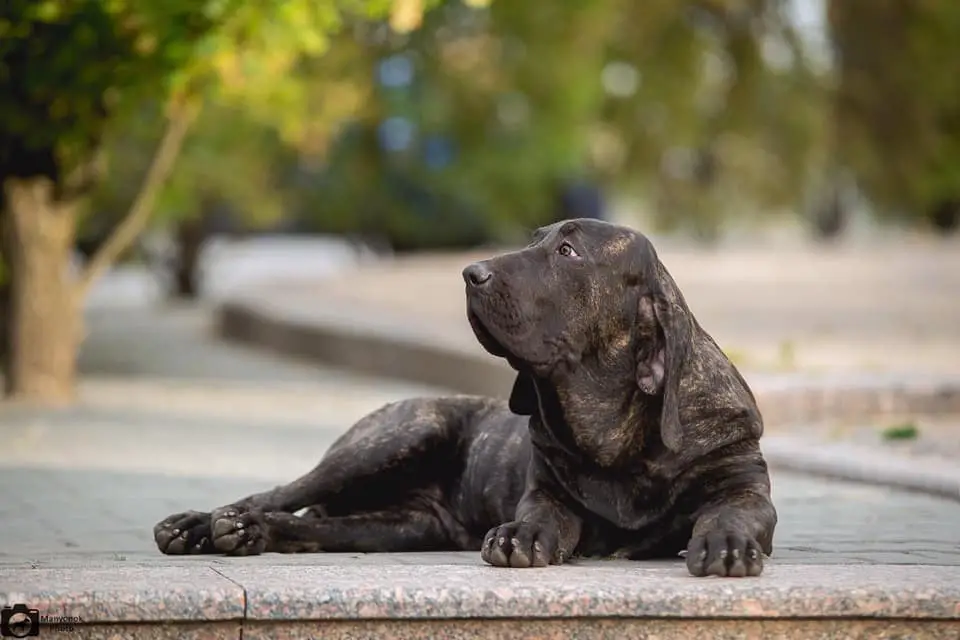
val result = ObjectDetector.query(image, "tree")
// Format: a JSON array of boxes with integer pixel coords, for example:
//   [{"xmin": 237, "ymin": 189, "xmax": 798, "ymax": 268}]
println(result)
[
  {"xmin": 86, "ymin": 99, "xmax": 298, "ymax": 297},
  {"xmin": 0, "ymin": 0, "xmax": 430, "ymax": 404},
  {"xmin": 599, "ymin": 0, "xmax": 830, "ymax": 239},
  {"xmin": 301, "ymin": 0, "xmax": 830, "ymax": 241},
  {"xmin": 827, "ymin": 0, "xmax": 960, "ymax": 231}
]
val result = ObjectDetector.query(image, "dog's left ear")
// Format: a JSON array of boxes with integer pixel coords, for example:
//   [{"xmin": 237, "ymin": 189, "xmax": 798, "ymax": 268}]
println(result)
[
  {"xmin": 636, "ymin": 293, "xmax": 692, "ymax": 452},
  {"xmin": 508, "ymin": 372, "xmax": 538, "ymax": 416}
]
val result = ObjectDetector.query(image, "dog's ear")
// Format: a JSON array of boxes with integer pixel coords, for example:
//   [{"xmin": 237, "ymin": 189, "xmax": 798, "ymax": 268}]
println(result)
[
  {"xmin": 636, "ymin": 294, "xmax": 692, "ymax": 452},
  {"xmin": 508, "ymin": 373, "xmax": 538, "ymax": 416}
]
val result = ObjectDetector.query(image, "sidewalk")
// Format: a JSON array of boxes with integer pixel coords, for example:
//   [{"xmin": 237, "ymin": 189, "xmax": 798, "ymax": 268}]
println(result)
[{"xmin": 1, "ymin": 303, "xmax": 959, "ymax": 637}]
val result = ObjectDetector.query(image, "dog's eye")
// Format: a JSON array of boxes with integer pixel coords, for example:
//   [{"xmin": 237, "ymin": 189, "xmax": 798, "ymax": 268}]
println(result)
[{"xmin": 558, "ymin": 242, "xmax": 579, "ymax": 258}]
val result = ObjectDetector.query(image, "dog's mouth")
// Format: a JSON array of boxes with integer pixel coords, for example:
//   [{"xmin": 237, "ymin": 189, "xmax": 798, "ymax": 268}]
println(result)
[{"xmin": 467, "ymin": 307, "xmax": 511, "ymax": 359}]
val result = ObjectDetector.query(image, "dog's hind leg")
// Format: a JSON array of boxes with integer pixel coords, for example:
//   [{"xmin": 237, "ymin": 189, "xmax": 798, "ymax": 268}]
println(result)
[
  {"xmin": 155, "ymin": 398, "xmax": 469, "ymax": 555},
  {"xmin": 230, "ymin": 399, "xmax": 462, "ymax": 512},
  {"xmin": 210, "ymin": 492, "xmax": 479, "ymax": 555}
]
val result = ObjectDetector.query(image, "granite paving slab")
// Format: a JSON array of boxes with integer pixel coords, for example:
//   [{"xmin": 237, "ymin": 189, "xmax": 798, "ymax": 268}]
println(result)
[
  {"xmin": 216, "ymin": 561, "xmax": 960, "ymax": 621},
  {"xmin": 241, "ymin": 618, "xmax": 960, "ymax": 640},
  {"xmin": 2, "ymin": 560, "xmax": 958, "ymax": 626},
  {"xmin": 0, "ymin": 566, "xmax": 245, "ymax": 622},
  {"xmin": 58, "ymin": 622, "xmax": 242, "ymax": 640}
]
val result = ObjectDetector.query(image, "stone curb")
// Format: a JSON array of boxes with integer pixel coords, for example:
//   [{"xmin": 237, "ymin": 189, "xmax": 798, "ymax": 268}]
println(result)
[
  {"xmin": 2, "ymin": 562, "xmax": 958, "ymax": 632},
  {"xmin": 217, "ymin": 295, "xmax": 960, "ymax": 499},
  {"xmin": 218, "ymin": 297, "xmax": 513, "ymax": 399}
]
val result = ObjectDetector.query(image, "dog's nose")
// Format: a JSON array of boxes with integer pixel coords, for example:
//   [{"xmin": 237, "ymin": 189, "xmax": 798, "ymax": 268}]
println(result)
[{"xmin": 463, "ymin": 262, "xmax": 493, "ymax": 288}]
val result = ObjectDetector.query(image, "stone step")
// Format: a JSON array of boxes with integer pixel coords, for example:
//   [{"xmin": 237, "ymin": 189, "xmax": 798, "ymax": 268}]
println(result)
[
  {"xmin": 217, "ymin": 295, "xmax": 960, "ymax": 420},
  {"xmin": 3, "ymin": 556, "xmax": 958, "ymax": 639}
]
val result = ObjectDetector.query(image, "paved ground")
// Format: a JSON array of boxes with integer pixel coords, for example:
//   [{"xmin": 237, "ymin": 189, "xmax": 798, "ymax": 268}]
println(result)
[{"xmin": 1, "ymin": 303, "xmax": 959, "ymax": 568}]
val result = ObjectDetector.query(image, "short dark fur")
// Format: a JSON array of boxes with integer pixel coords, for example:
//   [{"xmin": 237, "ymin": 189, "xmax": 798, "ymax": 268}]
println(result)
[{"xmin": 155, "ymin": 219, "xmax": 777, "ymax": 577}]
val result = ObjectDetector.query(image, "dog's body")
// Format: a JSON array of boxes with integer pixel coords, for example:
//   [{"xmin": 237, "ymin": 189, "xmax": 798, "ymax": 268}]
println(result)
[{"xmin": 156, "ymin": 219, "xmax": 777, "ymax": 577}]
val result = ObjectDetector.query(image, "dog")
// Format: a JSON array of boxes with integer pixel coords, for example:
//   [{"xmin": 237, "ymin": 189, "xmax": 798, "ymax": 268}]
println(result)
[{"xmin": 154, "ymin": 218, "xmax": 777, "ymax": 578}]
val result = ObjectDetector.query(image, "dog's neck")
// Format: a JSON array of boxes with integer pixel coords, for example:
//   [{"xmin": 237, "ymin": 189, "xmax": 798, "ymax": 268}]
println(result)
[{"xmin": 531, "ymin": 357, "xmax": 657, "ymax": 469}]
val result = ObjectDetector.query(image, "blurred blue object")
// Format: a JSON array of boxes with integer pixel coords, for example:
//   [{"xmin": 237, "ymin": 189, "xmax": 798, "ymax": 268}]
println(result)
[
  {"xmin": 423, "ymin": 135, "xmax": 456, "ymax": 170},
  {"xmin": 557, "ymin": 179, "xmax": 606, "ymax": 221},
  {"xmin": 377, "ymin": 53, "xmax": 415, "ymax": 89},
  {"xmin": 378, "ymin": 117, "xmax": 417, "ymax": 153}
]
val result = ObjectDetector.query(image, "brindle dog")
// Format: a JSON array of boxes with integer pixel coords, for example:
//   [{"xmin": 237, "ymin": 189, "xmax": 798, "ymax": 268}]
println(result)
[{"xmin": 154, "ymin": 218, "xmax": 777, "ymax": 578}]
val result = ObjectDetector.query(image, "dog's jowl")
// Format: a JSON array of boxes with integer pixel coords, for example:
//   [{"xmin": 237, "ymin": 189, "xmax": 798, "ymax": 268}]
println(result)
[{"xmin": 155, "ymin": 219, "xmax": 777, "ymax": 578}]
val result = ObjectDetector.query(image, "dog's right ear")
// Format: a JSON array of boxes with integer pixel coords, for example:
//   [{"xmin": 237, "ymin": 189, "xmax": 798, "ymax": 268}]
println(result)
[
  {"xmin": 635, "ymin": 292, "xmax": 692, "ymax": 453},
  {"xmin": 508, "ymin": 373, "xmax": 538, "ymax": 416}
]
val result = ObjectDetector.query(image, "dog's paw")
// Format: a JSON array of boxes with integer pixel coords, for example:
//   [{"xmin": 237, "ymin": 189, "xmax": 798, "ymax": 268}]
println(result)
[
  {"xmin": 480, "ymin": 521, "xmax": 558, "ymax": 568},
  {"xmin": 685, "ymin": 529, "xmax": 764, "ymax": 577},
  {"xmin": 154, "ymin": 510, "xmax": 215, "ymax": 555},
  {"xmin": 211, "ymin": 506, "xmax": 268, "ymax": 556}
]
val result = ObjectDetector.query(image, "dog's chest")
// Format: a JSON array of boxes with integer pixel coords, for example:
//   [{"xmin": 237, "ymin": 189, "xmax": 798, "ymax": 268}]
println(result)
[{"xmin": 568, "ymin": 466, "xmax": 674, "ymax": 531}]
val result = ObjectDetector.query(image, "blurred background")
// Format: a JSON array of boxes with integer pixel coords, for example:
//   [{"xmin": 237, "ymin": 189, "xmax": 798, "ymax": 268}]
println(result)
[
  {"xmin": 1, "ymin": 0, "xmax": 959, "ymax": 407},
  {"xmin": 80, "ymin": 0, "xmax": 960, "ymax": 261}
]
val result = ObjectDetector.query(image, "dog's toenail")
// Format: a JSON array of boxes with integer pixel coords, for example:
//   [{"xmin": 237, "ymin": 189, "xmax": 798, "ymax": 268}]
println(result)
[
  {"xmin": 497, "ymin": 536, "xmax": 505, "ymax": 547},
  {"xmin": 732, "ymin": 549, "xmax": 740, "ymax": 559},
  {"xmin": 172, "ymin": 529, "xmax": 180, "ymax": 536},
  {"xmin": 534, "ymin": 541, "xmax": 543, "ymax": 553}
]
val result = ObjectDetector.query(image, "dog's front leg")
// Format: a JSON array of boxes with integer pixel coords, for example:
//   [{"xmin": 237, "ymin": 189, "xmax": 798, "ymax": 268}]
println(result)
[
  {"xmin": 685, "ymin": 480, "xmax": 777, "ymax": 578},
  {"xmin": 481, "ymin": 457, "xmax": 582, "ymax": 568}
]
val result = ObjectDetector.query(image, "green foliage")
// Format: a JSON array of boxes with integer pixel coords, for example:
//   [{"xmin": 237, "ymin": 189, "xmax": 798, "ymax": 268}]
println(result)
[
  {"xmin": 829, "ymin": 0, "xmax": 960, "ymax": 222},
  {"xmin": 0, "ymin": 0, "xmax": 215, "ymax": 177},
  {"xmin": 0, "ymin": 0, "xmax": 435, "ymax": 195},
  {"xmin": 282, "ymin": 0, "xmax": 834, "ymax": 243},
  {"xmin": 85, "ymin": 101, "xmax": 293, "ymax": 232}
]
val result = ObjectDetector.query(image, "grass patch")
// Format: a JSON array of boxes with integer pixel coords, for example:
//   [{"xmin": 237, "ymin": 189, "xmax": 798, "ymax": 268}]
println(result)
[{"xmin": 881, "ymin": 422, "xmax": 920, "ymax": 441}]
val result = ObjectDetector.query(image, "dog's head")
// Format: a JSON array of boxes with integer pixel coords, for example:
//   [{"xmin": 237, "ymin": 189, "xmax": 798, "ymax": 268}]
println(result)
[{"xmin": 464, "ymin": 218, "xmax": 695, "ymax": 453}]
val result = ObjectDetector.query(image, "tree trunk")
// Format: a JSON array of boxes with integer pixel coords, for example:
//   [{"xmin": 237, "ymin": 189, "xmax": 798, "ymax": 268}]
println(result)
[
  {"xmin": 1, "ymin": 177, "xmax": 81, "ymax": 404},
  {"xmin": 172, "ymin": 217, "xmax": 206, "ymax": 299},
  {"xmin": 0, "ymin": 283, "xmax": 9, "ymax": 365},
  {"xmin": 931, "ymin": 198, "xmax": 959, "ymax": 234}
]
